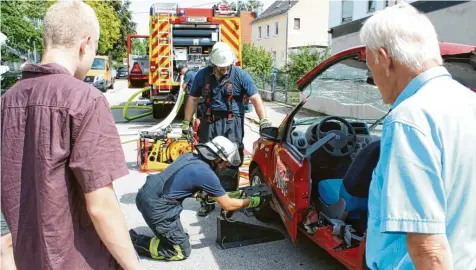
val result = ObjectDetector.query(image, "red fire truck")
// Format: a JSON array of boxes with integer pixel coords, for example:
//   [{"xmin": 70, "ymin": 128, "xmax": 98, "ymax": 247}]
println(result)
[{"xmin": 145, "ymin": 3, "xmax": 243, "ymax": 119}]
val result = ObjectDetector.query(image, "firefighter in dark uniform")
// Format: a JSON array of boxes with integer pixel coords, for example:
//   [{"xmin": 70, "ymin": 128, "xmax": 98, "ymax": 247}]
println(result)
[
  {"xmin": 182, "ymin": 42, "xmax": 272, "ymax": 216},
  {"xmin": 129, "ymin": 136, "xmax": 268, "ymax": 261}
]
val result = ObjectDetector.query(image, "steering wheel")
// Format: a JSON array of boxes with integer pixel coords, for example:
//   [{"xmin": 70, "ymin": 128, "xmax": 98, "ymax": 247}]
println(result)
[{"xmin": 316, "ymin": 116, "xmax": 357, "ymax": 157}]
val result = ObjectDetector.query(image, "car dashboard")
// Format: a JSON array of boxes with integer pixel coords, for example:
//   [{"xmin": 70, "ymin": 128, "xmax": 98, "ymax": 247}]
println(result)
[{"xmin": 289, "ymin": 120, "xmax": 377, "ymax": 159}]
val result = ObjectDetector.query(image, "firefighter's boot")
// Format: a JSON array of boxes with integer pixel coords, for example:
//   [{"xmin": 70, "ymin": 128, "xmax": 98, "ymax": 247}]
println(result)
[
  {"xmin": 129, "ymin": 229, "xmax": 154, "ymax": 258},
  {"xmin": 129, "ymin": 229, "xmax": 189, "ymax": 261}
]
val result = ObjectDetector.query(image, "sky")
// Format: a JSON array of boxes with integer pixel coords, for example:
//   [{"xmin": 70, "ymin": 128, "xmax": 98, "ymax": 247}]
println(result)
[{"xmin": 130, "ymin": 0, "xmax": 276, "ymax": 35}]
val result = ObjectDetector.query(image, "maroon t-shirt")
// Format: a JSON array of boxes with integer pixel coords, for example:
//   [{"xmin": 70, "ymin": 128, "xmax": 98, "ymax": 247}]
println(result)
[{"xmin": 1, "ymin": 63, "xmax": 129, "ymax": 270}]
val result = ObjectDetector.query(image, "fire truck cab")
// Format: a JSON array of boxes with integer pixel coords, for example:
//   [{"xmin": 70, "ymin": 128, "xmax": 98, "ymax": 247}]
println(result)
[{"xmin": 147, "ymin": 3, "xmax": 242, "ymax": 119}]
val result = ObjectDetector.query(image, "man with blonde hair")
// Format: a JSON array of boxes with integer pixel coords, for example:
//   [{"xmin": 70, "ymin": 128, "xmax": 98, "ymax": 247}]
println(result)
[
  {"xmin": 1, "ymin": 1, "xmax": 141, "ymax": 269},
  {"xmin": 360, "ymin": 2, "xmax": 476, "ymax": 269}
]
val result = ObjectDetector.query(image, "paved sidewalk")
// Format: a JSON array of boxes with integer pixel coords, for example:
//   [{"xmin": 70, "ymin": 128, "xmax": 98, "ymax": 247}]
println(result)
[
  {"xmin": 245, "ymin": 101, "xmax": 317, "ymax": 127},
  {"xmin": 245, "ymin": 101, "xmax": 293, "ymax": 126}
]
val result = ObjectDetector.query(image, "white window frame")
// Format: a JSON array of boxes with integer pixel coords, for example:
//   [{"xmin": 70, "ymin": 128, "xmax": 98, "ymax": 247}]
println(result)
[{"xmin": 274, "ymin": 22, "xmax": 279, "ymax": 36}]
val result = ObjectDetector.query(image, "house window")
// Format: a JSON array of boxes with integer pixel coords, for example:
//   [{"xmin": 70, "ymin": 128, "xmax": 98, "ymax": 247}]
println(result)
[
  {"xmin": 272, "ymin": 51, "xmax": 277, "ymax": 67},
  {"xmin": 266, "ymin": 24, "xmax": 270, "ymax": 37},
  {"xmin": 294, "ymin": 18, "xmax": 300, "ymax": 30},
  {"xmin": 275, "ymin": 22, "xmax": 279, "ymax": 36},
  {"xmin": 342, "ymin": 0, "xmax": 353, "ymax": 23},
  {"xmin": 258, "ymin": 26, "xmax": 262, "ymax": 39},
  {"xmin": 368, "ymin": 0, "xmax": 376, "ymax": 12},
  {"xmin": 385, "ymin": 0, "xmax": 389, "ymax": 7}
]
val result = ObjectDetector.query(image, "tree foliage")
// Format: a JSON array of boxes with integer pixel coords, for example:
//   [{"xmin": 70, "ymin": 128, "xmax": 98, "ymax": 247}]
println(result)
[
  {"xmin": 1, "ymin": 0, "xmax": 134, "ymax": 62},
  {"xmin": 242, "ymin": 43, "xmax": 273, "ymax": 76},
  {"xmin": 282, "ymin": 47, "xmax": 331, "ymax": 90},
  {"xmin": 217, "ymin": 0, "xmax": 263, "ymax": 11},
  {"xmin": 131, "ymin": 38, "xmax": 149, "ymax": 56},
  {"xmin": 109, "ymin": 0, "xmax": 137, "ymax": 62},
  {"xmin": 84, "ymin": 1, "xmax": 120, "ymax": 55},
  {"xmin": 0, "ymin": 1, "xmax": 51, "ymax": 61}
]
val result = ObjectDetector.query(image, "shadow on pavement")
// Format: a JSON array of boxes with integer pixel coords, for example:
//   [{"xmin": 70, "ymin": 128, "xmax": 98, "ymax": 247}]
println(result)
[
  {"xmin": 120, "ymin": 192, "xmax": 137, "ymax": 205},
  {"xmin": 181, "ymin": 198, "xmax": 346, "ymax": 269},
  {"xmin": 126, "ymin": 161, "xmax": 139, "ymax": 171},
  {"xmin": 111, "ymin": 103, "xmax": 155, "ymax": 124},
  {"xmin": 126, "ymin": 188, "xmax": 345, "ymax": 269}
]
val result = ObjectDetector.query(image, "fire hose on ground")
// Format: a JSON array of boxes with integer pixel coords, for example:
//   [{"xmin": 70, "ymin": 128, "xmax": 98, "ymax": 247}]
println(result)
[
  {"xmin": 110, "ymin": 86, "xmax": 152, "ymax": 123},
  {"xmin": 110, "ymin": 77, "xmax": 251, "ymax": 178}
]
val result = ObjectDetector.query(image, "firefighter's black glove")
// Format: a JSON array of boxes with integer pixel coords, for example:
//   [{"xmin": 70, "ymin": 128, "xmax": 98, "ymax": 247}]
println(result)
[{"xmin": 182, "ymin": 120, "xmax": 194, "ymax": 142}]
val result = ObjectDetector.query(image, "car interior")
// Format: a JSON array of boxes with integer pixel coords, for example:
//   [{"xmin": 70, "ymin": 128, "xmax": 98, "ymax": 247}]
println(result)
[
  {"xmin": 279, "ymin": 50, "xmax": 476, "ymax": 248},
  {"xmin": 288, "ymin": 114, "xmax": 381, "ymax": 238},
  {"xmin": 276, "ymin": 55, "xmax": 387, "ymax": 248}
]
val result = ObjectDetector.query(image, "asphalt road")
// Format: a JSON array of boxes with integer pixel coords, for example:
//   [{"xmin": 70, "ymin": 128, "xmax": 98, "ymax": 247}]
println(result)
[{"xmin": 105, "ymin": 79, "xmax": 345, "ymax": 270}]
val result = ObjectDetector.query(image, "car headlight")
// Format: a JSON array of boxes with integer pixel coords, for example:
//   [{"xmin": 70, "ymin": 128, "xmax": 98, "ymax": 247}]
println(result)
[{"xmin": 94, "ymin": 75, "xmax": 104, "ymax": 83}]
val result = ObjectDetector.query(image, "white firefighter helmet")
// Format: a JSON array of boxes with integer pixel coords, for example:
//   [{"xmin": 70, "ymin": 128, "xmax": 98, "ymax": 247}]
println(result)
[
  {"xmin": 209, "ymin": 42, "xmax": 235, "ymax": 67},
  {"xmin": 196, "ymin": 136, "xmax": 241, "ymax": 166}
]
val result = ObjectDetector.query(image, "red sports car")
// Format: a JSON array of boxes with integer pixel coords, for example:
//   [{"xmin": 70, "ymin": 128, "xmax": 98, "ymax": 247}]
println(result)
[{"xmin": 249, "ymin": 43, "xmax": 476, "ymax": 270}]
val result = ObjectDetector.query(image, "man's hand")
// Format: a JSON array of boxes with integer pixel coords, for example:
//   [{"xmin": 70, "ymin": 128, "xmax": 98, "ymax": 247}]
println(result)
[
  {"xmin": 246, "ymin": 195, "xmax": 264, "ymax": 209},
  {"xmin": 259, "ymin": 118, "xmax": 272, "ymax": 131},
  {"xmin": 182, "ymin": 120, "xmax": 194, "ymax": 142},
  {"xmin": 407, "ymin": 233, "xmax": 453, "ymax": 270},
  {"xmin": 85, "ymin": 184, "xmax": 142, "ymax": 270}
]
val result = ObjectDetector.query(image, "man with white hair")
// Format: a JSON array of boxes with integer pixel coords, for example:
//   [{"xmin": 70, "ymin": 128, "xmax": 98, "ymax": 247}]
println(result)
[
  {"xmin": 360, "ymin": 2, "xmax": 476, "ymax": 269},
  {"xmin": 1, "ymin": 1, "xmax": 141, "ymax": 269}
]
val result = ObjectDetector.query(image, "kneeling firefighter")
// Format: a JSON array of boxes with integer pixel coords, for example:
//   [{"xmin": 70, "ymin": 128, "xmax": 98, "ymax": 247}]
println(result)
[
  {"xmin": 130, "ymin": 136, "xmax": 268, "ymax": 261},
  {"xmin": 182, "ymin": 42, "xmax": 272, "ymax": 217}
]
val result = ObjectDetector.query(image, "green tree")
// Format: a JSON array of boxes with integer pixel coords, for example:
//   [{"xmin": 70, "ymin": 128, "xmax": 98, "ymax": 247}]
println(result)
[
  {"xmin": 283, "ymin": 46, "xmax": 331, "ymax": 90},
  {"xmin": 108, "ymin": 0, "xmax": 137, "ymax": 62},
  {"xmin": 131, "ymin": 38, "xmax": 148, "ymax": 56},
  {"xmin": 242, "ymin": 43, "xmax": 273, "ymax": 76},
  {"xmin": 217, "ymin": 0, "xmax": 263, "ymax": 11},
  {"xmin": 0, "ymin": 1, "xmax": 50, "ymax": 61},
  {"xmin": 84, "ymin": 1, "xmax": 120, "ymax": 55}
]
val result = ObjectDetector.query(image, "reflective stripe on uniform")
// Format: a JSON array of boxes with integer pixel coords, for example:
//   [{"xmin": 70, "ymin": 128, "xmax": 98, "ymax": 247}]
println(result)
[
  {"xmin": 149, "ymin": 237, "xmax": 165, "ymax": 259},
  {"xmin": 167, "ymin": 244, "xmax": 185, "ymax": 261}
]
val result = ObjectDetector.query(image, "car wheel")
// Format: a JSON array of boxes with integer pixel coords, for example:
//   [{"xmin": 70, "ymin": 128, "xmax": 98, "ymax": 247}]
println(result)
[{"xmin": 250, "ymin": 167, "xmax": 278, "ymax": 222}]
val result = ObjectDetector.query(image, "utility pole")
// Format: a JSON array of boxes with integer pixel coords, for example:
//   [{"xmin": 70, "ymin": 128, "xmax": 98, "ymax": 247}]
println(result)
[{"xmin": 33, "ymin": 40, "xmax": 37, "ymax": 63}]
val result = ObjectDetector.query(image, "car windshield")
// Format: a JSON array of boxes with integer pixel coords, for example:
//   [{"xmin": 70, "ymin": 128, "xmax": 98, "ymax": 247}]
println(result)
[
  {"xmin": 294, "ymin": 52, "xmax": 476, "ymax": 126},
  {"xmin": 443, "ymin": 55, "xmax": 476, "ymax": 90},
  {"xmin": 118, "ymin": 67, "xmax": 127, "ymax": 72},
  {"xmin": 296, "ymin": 56, "xmax": 390, "ymax": 125},
  {"xmin": 91, "ymin": 58, "xmax": 106, "ymax": 70}
]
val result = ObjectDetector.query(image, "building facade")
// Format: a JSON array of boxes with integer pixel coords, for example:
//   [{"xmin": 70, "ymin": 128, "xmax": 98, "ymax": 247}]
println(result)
[
  {"xmin": 251, "ymin": 0, "xmax": 329, "ymax": 68},
  {"xmin": 329, "ymin": 0, "xmax": 476, "ymax": 54},
  {"xmin": 239, "ymin": 11, "xmax": 256, "ymax": 44}
]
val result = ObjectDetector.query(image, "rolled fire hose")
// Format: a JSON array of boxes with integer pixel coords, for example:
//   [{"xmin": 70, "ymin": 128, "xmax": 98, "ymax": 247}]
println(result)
[
  {"xmin": 110, "ymin": 87, "xmax": 152, "ymax": 122},
  {"xmin": 113, "ymin": 76, "xmax": 187, "ymax": 144}
]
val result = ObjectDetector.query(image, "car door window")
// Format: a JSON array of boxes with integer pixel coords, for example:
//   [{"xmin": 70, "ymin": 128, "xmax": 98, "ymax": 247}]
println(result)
[
  {"xmin": 285, "ymin": 55, "xmax": 391, "ymax": 155},
  {"xmin": 443, "ymin": 54, "xmax": 476, "ymax": 91}
]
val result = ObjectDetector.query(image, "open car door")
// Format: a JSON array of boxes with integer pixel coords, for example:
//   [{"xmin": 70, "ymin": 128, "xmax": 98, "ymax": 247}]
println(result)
[{"xmin": 271, "ymin": 99, "xmax": 311, "ymax": 244}]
